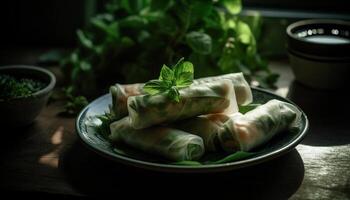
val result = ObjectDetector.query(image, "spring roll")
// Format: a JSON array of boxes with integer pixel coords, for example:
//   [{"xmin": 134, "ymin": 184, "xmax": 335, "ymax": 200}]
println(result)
[
  {"xmin": 110, "ymin": 72, "xmax": 252, "ymax": 120},
  {"xmin": 109, "ymin": 117, "xmax": 205, "ymax": 161},
  {"xmin": 194, "ymin": 72, "xmax": 252, "ymax": 105},
  {"xmin": 109, "ymin": 83, "xmax": 143, "ymax": 119},
  {"xmin": 127, "ymin": 79, "xmax": 238, "ymax": 129},
  {"xmin": 218, "ymin": 99, "xmax": 302, "ymax": 152},
  {"xmin": 173, "ymin": 114, "xmax": 230, "ymax": 152}
]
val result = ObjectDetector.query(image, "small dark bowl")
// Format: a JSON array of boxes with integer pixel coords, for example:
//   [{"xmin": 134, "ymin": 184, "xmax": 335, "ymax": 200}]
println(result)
[
  {"xmin": 286, "ymin": 19, "xmax": 350, "ymax": 89},
  {"xmin": 0, "ymin": 66, "xmax": 56, "ymax": 127}
]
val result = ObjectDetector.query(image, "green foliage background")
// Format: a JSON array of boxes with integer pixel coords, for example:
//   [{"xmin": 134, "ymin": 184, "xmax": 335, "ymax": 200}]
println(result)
[{"xmin": 62, "ymin": 0, "xmax": 278, "ymax": 97}]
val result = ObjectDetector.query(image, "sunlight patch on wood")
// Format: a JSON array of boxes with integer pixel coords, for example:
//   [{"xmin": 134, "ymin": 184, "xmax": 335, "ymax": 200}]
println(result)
[
  {"xmin": 51, "ymin": 126, "xmax": 64, "ymax": 145},
  {"xmin": 38, "ymin": 149, "xmax": 59, "ymax": 168}
]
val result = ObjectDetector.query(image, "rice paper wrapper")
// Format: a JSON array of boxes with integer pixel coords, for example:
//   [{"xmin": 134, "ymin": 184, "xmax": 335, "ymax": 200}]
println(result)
[
  {"xmin": 110, "ymin": 83, "xmax": 143, "ymax": 120},
  {"xmin": 219, "ymin": 99, "xmax": 302, "ymax": 152},
  {"xmin": 127, "ymin": 79, "xmax": 238, "ymax": 129},
  {"xmin": 109, "ymin": 117, "xmax": 205, "ymax": 161},
  {"xmin": 110, "ymin": 73, "xmax": 252, "ymax": 120},
  {"xmin": 173, "ymin": 114, "xmax": 230, "ymax": 152},
  {"xmin": 194, "ymin": 72, "xmax": 252, "ymax": 106}
]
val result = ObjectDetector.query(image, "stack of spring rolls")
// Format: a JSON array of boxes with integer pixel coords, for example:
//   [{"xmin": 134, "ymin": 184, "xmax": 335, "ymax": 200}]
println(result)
[{"xmin": 108, "ymin": 73, "xmax": 301, "ymax": 162}]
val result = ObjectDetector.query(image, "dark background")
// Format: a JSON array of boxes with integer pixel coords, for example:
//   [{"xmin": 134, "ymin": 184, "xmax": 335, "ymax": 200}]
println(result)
[{"xmin": 1, "ymin": 0, "xmax": 349, "ymax": 48}]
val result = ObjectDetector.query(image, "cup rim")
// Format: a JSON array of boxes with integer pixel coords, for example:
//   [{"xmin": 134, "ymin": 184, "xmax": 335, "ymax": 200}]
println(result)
[
  {"xmin": 286, "ymin": 19, "xmax": 350, "ymax": 45},
  {"xmin": 286, "ymin": 19, "xmax": 350, "ymax": 58}
]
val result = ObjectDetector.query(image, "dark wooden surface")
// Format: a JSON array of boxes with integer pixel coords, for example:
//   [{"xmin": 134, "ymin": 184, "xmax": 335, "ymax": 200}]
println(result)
[{"xmin": 0, "ymin": 61, "xmax": 349, "ymax": 199}]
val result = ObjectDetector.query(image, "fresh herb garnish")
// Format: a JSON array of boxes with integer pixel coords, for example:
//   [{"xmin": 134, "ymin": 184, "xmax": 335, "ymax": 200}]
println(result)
[
  {"xmin": 0, "ymin": 74, "xmax": 46, "ymax": 100},
  {"xmin": 172, "ymin": 151, "xmax": 256, "ymax": 166},
  {"xmin": 143, "ymin": 58, "xmax": 194, "ymax": 102},
  {"xmin": 95, "ymin": 112, "xmax": 115, "ymax": 139},
  {"xmin": 62, "ymin": 86, "xmax": 89, "ymax": 115}
]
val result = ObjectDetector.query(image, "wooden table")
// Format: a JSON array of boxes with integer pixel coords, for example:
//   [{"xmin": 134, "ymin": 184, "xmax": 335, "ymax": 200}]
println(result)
[{"xmin": 1, "ymin": 61, "xmax": 349, "ymax": 199}]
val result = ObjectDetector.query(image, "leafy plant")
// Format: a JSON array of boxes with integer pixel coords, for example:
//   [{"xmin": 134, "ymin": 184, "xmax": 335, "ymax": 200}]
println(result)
[
  {"xmin": 143, "ymin": 57, "xmax": 193, "ymax": 102},
  {"xmin": 62, "ymin": 0, "xmax": 278, "ymax": 99}
]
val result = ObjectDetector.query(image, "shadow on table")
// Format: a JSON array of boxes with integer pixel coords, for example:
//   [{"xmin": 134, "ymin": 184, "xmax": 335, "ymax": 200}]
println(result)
[
  {"xmin": 288, "ymin": 81, "xmax": 350, "ymax": 146},
  {"xmin": 0, "ymin": 122, "xmax": 37, "ymax": 153},
  {"xmin": 60, "ymin": 142, "xmax": 305, "ymax": 199}
]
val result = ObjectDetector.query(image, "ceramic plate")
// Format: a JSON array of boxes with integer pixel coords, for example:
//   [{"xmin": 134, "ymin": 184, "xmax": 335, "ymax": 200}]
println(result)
[{"xmin": 76, "ymin": 88, "xmax": 309, "ymax": 173}]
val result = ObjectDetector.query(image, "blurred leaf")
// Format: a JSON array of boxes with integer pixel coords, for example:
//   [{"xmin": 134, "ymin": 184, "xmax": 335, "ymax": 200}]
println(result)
[
  {"xmin": 119, "ymin": 15, "xmax": 148, "ymax": 28},
  {"xmin": 127, "ymin": 0, "xmax": 150, "ymax": 13},
  {"xmin": 238, "ymin": 63, "xmax": 252, "ymax": 76},
  {"xmin": 226, "ymin": 19, "xmax": 236, "ymax": 30},
  {"xmin": 186, "ymin": 31, "xmax": 212, "ymax": 55},
  {"xmin": 221, "ymin": 0, "xmax": 242, "ymax": 15},
  {"xmin": 71, "ymin": 67, "xmax": 80, "ymax": 81},
  {"xmin": 236, "ymin": 21, "xmax": 252, "ymax": 45},
  {"xmin": 80, "ymin": 60, "xmax": 92, "ymax": 71},
  {"xmin": 38, "ymin": 50, "xmax": 67, "ymax": 64},
  {"xmin": 151, "ymin": 0, "xmax": 173, "ymax": 10},
  {"xmin": 137, "ymin": 30, "xmax": 150, "ymax": 43},
  {"xmin": 265, "ymin": 73, "xmax": 280, "ymax": 86},
  {"xmin": 77, "ymin": 30, "xmax": 93, "ymax": 49},
  {"xmin": 120, "ymin": 0, "xmax": 132, "ymax": 13},
  {"xmin": 120, "ymin": 36, "xmax": 135, "ymax": 48},
  {"xmin": 64, "ymin": 95, "xmax": 88, "ymax": 115},
  {"xmin": 190, "ymin": 0, "xmax": 213, "ymax": 24},
  {"xmin": 241, "ymin": 11, "xmax": 263, "ymax": 40},
  {"xmin": 91, "ymin": 18, "xmax": 119, "ymax": 39},
  {"xmin": 70, "ymin": 52, "xmax": 79, "ymax": 63}
]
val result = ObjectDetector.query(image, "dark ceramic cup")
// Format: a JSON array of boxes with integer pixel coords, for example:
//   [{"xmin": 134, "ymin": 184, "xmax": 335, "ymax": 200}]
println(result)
[
  {"xmin": 0, "ymin": 66, "xmax": 56, "ymax": 127},
  {"xmin": 286, "ymin": 19, "xmax": 350, "ymax": 89}
]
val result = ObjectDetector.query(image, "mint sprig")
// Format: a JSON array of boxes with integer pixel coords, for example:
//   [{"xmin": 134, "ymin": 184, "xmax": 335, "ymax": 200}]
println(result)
[{"xmin": 143, "ymin": 58, "xmax": 194, "ymax": 102}]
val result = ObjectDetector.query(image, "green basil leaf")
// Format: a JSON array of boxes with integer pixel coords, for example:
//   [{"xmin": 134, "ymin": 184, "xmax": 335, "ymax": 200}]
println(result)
[
  {"xmin": 173, "ymin": 59, "xmax": 194, "ymax": 87},
  {"xmin": 221, "ymin": 0, "xmax": 242, "ymax": 15},
  {"xmin": 186, "ymin": 31, "xmax": 212, "ymax": 55},
  {"xmin": 174, "ymin": 61, "xmax": 194, "ymax": 78},
  {"xmin": 143, "ymin": 80, "xmax": 166, "ymax": 95},
  {"xmin": 176, "ymin": 72, "xmax": 193, "ymax": 88},
  {"xmin": 209, "ymin": 151, "xmax": 255, "ymax": 164},
  {"xmin": 167, "ymin": 86, "xmax": 180, "ymax": 102},
  {"xmin": 159, "ymin": 64, "xmax": 174, "ymax": 82}
]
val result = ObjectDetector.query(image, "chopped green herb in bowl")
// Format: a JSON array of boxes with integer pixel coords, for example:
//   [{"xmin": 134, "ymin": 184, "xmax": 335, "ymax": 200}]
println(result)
[
  {"xmin": 0, "ymin": 66, "xmax": 56, "ymax": 127},
  {"xmin": 0, "ymin": 74, "xmax": 46, "ymax": 101}
]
